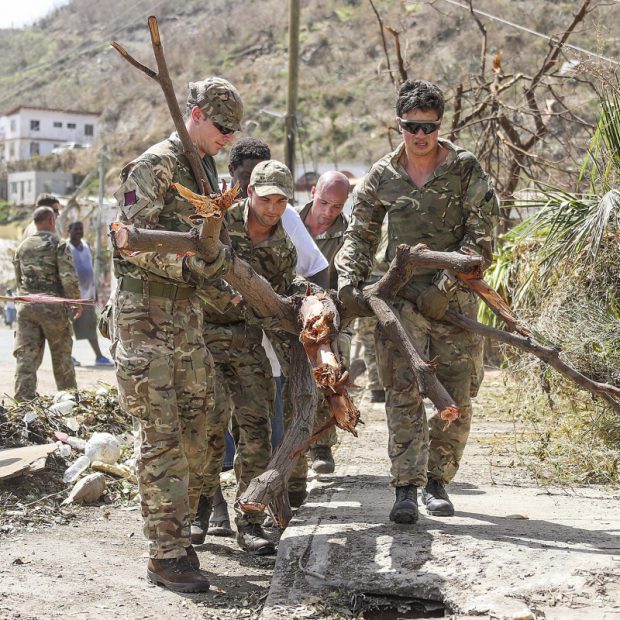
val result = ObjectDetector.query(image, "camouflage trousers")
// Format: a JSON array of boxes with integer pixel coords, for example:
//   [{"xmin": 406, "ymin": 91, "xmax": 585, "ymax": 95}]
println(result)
[
  {"xmin": 112, "ymin": 289, "xmax": 212, "ymax": 560},
  {"xmin": 353, "ymin": 317, "xmax": 381, "ymax": 392},
  {"xmin": 311, "ymin": 330, "xmax": 352, "ymax": 449},
  {"xmin": 202, "ymin": 323, "xmax": 274, "ymax": 527},
  {"xmin": 13, "ymin": 303, "xmax": 76, "ymax": 402},
  {"xmin": 376, "ymin": 293, "xmax": 483, "ymax": 487}
]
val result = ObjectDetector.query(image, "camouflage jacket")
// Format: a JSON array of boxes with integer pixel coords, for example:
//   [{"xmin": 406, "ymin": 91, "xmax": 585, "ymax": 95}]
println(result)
[
  {"xmin": 113, "ymin": 132, "xmax": 219, "ymax": 284},
  {"xmin": 14, "ymin": 231, "xmax": 80, "ymax": 298},
  {"xmin": 201, "ymin": 198, "xmax": 298, "ymax": 325},
  {"xmin": 297, "ymin": 201, "xmax": 348, "ymax": 290},
  {"xmin": 335, "ymin": 139, "xmax": 499, "ymax": 297}
]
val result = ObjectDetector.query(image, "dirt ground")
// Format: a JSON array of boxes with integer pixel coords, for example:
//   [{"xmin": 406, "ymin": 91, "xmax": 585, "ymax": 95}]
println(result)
[{"xmin": 1, "ymin": 333, "xmax": 619, "ymax": 619}]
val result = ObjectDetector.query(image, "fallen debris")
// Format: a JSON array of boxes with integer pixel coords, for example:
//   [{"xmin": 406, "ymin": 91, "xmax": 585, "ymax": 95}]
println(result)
[
  {"xmin": 62, "ymin": 473, "xmax": 107, "ymax": 505},
  {"xmin": 0, "ymin": 444, "xmax": 57, "ymax": 481}
]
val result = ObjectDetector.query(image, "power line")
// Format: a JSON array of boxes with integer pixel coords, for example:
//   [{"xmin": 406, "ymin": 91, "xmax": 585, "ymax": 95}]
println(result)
[{"xmin": 431, "ymin": 0, "xmax": 620, "ymax": 67}]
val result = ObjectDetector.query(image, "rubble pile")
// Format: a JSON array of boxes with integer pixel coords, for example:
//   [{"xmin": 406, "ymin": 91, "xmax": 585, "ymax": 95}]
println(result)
[
  {"xmin": 0, "ymin": 385, "xmax": 131, "ymax": 449},
  {"xmin": 0, "ymin": 386, "xmax": 138, "ymax": 535}
]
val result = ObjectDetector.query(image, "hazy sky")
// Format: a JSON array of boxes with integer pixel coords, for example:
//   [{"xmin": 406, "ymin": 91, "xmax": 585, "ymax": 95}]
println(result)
[{"xmin": 0, "ymin": 0, "xmax": 70, "ymax": 29}]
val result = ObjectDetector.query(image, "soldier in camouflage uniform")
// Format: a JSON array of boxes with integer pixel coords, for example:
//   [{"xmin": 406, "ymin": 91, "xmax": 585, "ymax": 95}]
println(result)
[
  {"xmin": 111, "ymin": 77, "xmax": 242, "ymax": 592},
  {"xmin": 13, "ymin": 207, "xmax": 81, "ymax": 401},
  {"xmin": 351, "ymin": 220, "xmax": 390, "ymax": 403},
  {"xmin": 336, "ymin": 79, "xmax": 498, "ymax": 524},
  {"xmin": 193, "ymin": 160, "xmax": 298, "ymax": 555},
  {"xmin": 296, "ymin": 171, "xmax": 350, "ymax": 475}
]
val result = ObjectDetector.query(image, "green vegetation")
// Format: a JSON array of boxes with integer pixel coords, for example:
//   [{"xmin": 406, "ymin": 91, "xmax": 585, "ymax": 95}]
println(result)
[{"xmin": 484, "ymin": 81, "xmax": 620, "ymax": 484}]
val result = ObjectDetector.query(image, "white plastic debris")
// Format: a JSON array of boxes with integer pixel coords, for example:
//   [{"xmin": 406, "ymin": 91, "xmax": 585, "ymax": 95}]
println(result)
[
  {"xmin": 85, "ymin": 432, "xmax": 121, "ymax": 465},
  {"xmin": 95, "ymin": 386, "xmax": 109, "ymax": 397},
  {"xmin": 55, "ymin": 442, "xmax": 72, "ymax": 458},
  {"xmin": 54, "ymin": 431, "xmax": 87, "ymax": 451},
  {"xmin": 63, "ymin": 417, "xmax": 80, "ymax": 432},
  {"xmin": 63, "ymin": 454, "xmax": 91, "ymax": 483},
  {"xmin": 50, "ymin": 400, "xmax": 76, "ymax": 416},
  {"xmin": 53, "ymin": 391, "xmax": 76, "ymax": 404},
  {"xmin": 62, "ymin": 472, "xmax": 106, "ymax": 505},
  {"xmin": 22, "ymin": 410, "xmax": 37, "ymax": 424}
]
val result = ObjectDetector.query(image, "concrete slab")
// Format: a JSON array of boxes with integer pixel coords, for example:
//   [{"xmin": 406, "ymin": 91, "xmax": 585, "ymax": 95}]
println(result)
[{"xmin": 262, "ymin": 399, "xmax": 620, "ymax": 619}]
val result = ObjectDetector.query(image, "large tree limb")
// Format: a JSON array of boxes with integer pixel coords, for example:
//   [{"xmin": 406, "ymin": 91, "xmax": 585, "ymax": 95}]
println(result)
[
  {"xmin": 111, "ymin": 17, "xmax": 212, "ymax": 196},
  {"xmin": 446, "ymin": 311, "xmax": 620, "ymax": 415}
]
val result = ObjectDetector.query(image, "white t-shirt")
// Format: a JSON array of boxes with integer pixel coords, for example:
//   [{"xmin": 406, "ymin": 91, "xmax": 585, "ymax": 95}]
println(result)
[
  {"xmin": 262, "ymin": 205, "xmax": 328, "ymax": 377},
  {"xmin": 281, "ymin": 205, "xmax": 328, "ymax": 277}
]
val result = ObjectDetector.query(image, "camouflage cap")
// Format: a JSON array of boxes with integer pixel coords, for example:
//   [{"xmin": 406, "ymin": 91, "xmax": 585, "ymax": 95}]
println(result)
[
  {"xmin": 187, "ymin": 76, "xmax": 243, "ymax": 131},
  {"xmin": 249, "ymin": 160, "xmax": 294, "ymax": 199}
]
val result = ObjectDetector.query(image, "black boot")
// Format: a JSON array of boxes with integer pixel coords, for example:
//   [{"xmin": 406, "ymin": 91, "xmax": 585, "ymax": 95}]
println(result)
[
  {"xmin": 146, "ymin": 556, "xmax": 210, "ymax": 592},
  {"xmin": 370, "ymin": 389, "xmax": 385, "ymax": 403},
  {"xmin": 287, "ymin": 488, "xmax": 307, "ymax": 508},
  {"xmin": 309, "ymin": 446, "xmax": 335, "ymax": 474},
  {"xmin": 236, "ymin": 523, "xmax": 276, "ymax": 555},
  {"xmin": 422, "ymin": 478, "xmax": 454, "ymax": 516},
  {"xmin": 208, "ymin": 485, "xmax": 233, "ymax": 537},
  {"xmin": 190, "ymin": 495, "xmax": 213, "ymax": 545},
  {"xmin": 389, "ymin": 485, "xmax": 418, "ymax": 524}
]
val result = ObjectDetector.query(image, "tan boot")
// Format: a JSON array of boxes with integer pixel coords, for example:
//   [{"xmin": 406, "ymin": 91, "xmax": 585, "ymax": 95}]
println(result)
[{"xmin": 146, "ymin": 556, "xmax": 210, "ymax": 592}]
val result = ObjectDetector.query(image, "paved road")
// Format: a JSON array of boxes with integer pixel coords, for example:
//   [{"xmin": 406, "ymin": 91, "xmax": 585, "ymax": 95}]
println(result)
[{"xmin": 0, "ymin": 325, "xmax": 115, "ymax": 400}]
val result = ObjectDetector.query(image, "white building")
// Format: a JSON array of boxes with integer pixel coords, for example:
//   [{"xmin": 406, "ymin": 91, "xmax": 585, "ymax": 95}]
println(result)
[
  {"xmin": 7, "ymin": 170, "xmax": 74, "ymax": 205},
  {"xmin": 0, "ymin": 106, "xmax": 99, "ymax": 162}
]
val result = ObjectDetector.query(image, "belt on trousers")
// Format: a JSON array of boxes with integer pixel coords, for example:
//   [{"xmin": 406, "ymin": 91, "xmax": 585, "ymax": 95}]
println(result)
[{"xmin": 119, "ymin": 276, "xmax": 194, "ymax": 301}]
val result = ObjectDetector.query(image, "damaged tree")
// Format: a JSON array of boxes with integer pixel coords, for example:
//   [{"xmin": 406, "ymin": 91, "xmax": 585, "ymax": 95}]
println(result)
[{"xmin": 111, "ymin": 16, "xmax": 620, "ymax": 528}]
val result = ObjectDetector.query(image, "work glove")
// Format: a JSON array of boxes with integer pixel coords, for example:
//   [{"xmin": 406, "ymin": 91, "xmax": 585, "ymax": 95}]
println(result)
[
  {"xmin": 416, "ymin": 284, "xmax": 450, "ymax": 320},
  {"xmin": 338, "ymin": 285, "xmax": 370, "ymax": 318},
  {"xmin": 184, "ymin": 247, "xmax": 231, "ymax": 283}
]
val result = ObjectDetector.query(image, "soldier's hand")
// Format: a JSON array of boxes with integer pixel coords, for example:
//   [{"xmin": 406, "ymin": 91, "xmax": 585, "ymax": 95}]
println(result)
[
  {"xmin": 338, "ymin": 285, "xmax": 369, "ymax": 317},
  {"xmin": 184, "ymin": 249, "xmax": 231, "ymax": 282},
  {"xmin": 416, "ymin": 285, "xmax": 450, "ymax": 320},
  {"xmin": 72, "ymin": 305, "xmax": 83, "ymax": 320}
]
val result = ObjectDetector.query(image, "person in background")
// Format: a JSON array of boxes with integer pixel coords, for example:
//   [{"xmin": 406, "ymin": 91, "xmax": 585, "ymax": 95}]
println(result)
[
  {"xmin": 23, "ymin": 193, "xmax": 64, "ymax": 239},
  {"xmin": 67, "ymin": 221, "xmax": 113, "ymax": 366},
  {"xmin": 297, "ymin": 171, "xmax": 351, "ymax": 474},
  {"xmin": 13, "ymin": 207, "xmax": 82, "ymax": 401},
  {"xmin": 4, "ymin": 289, "xmax": 16, "ymax": 328}
]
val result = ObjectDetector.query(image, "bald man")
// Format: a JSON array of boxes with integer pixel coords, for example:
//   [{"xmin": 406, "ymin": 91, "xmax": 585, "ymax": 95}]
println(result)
[{"xmin": 296, "ymin": 171, "xmax": 351, "ymax": 475}]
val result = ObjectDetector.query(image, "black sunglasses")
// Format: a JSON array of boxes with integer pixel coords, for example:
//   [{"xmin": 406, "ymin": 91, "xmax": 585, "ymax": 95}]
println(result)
[
  {"xmin": 212, "ymin": 120, "xmax": 236, "ymax": 136},
  {"xmin": 398, "ymin": 119, "xmax": 441, "ymax": 135}
]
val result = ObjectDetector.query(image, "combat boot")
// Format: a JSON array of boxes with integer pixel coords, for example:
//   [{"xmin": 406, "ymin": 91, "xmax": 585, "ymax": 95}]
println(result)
[
  {"xmin": 389, "ymin": 485, "xmax": 418, "ymax": 524},
  {"xmin": 422, "ymin": 478, "xmax": 454, "ymax": 516},
  {"xmin": 190, "ymin": 495, "xmax": 213, "ymax": 545},
  {"xmin": 208, "ymin": 485, "xmax": 233, "ymax": 537},
  {"xmin": 185, "ymin": 545, "xmax": 199, "ymax": 569},
  {"xmin": 146, "ymin": 556, "xmax": 210, "ymax": 592},
  {"xmin": 287, "ymin": 488, "xmax": 307, "ymax": 508},
  {"xmin": 309, "ymin": 446, "xmax": 335, "ymax": 474},
  {"xmin": 236, "ymin": 523, "xmax": 275, "ymax": 555},
  {"xmin": 370, "ymin": 389, "xmax": 385, "ymax": 403}
]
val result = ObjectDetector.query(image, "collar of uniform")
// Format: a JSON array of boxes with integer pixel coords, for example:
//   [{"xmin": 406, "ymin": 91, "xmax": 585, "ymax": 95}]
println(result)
[
  {"xmin": 237, "ymin": 198, "xmax": 289, "ymax": 247},
  {"xmin": 298, "ymin": 201, "xmax": 347, "ymax": 240},
  {"xmin": 389, "ymin": 139, "xmax": 459, "ymax": 181},
  {"xmin": 168, "ymin": 131, "xmax": 215, "ymax": 169}
]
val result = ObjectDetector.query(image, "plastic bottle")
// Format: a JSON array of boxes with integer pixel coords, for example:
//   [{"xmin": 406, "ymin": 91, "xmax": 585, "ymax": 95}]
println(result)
[{"xmin": 62, "ymin": 455, "xmax": 91, "ymax": 483}]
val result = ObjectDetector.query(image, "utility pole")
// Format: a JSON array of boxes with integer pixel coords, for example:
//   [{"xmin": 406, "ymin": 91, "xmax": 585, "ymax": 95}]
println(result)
[
  {"xmin": 94, "ymin": 144, "xmax": 107, "ymax": 301},
  {"xmin": 285, "ymin": 0, "xmax": 300, "ymax": 191}
]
